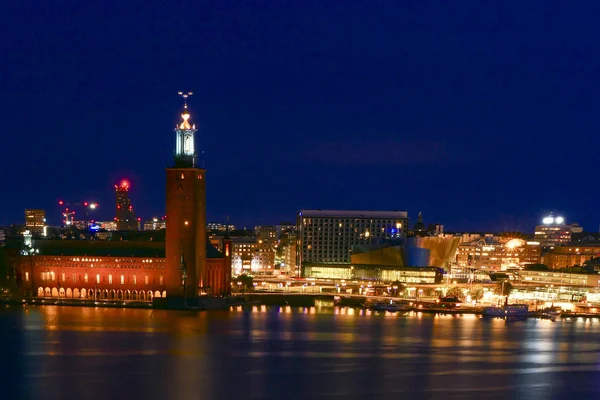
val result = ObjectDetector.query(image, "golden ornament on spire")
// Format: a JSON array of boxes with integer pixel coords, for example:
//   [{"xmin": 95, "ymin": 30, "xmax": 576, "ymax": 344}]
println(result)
[{"xmin": 178, "ymin": 91, "xmax": 194, "ymax": 130}]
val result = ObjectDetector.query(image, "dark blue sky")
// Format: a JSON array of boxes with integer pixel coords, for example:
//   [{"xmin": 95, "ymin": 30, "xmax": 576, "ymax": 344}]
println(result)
[{"xmin": 2, "ymin": 1, "xmax": 599, "ymax": 232}]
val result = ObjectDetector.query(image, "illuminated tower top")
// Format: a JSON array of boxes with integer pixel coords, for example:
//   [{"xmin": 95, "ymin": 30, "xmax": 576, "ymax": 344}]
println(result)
[{"xmin": 174, "ymin": 91, "xmax": 198, "ymax": 168}]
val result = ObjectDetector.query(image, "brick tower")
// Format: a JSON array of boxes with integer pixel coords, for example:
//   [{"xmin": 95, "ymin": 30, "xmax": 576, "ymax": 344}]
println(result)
[{"xmin": 165, "ymin": 92, "xmax": 207, "ymax": 304}]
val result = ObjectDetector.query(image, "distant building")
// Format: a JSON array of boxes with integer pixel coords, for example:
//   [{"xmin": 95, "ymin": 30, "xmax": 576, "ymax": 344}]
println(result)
[
  {"xmin": 280, "ymin": 231, "xmax": 297, "ymax": 275},
  {"xmin": 144, "ymin": 218, "xmax": 166, "ymax": 231},
  {"xmin": 207, "ymin": 223, "xmax": 236, "ymax": 232},
  {"xmin": 231, "ymin": 239, "xmax": 275, "ymax": 275},
  {"xmin": 0, "ymin": 229, "xmax": 6, "ymax": 244},
  {"xmin": 543, "ymin": 244, "xmax": 600, "ymax": 270},
  {"xmin": 570, "ymin": 223, "xmax": 584, "ymax": 234},
  {"xmin": 534, "ymin": 214, "xmax": 572, "ymax": 247},
  {"xmin": 276, "ymin": 222, "xmax": 296, "ymax": 239},
  {"xmin": 97, "ymin": 221, "xmax": 118, "ymax": 231},
  {"xmin": 115, "ymin": 180, "xmax": 137, "ymax": 231},
  {"xmin": 255, "ymin": 225, "xmax": 277, "ymax": 242},
  {"xmin": 296, "ymin": 209, "xmax": 409, "ymax": 276},
  {"xmin": 72, "ymin": 220, "xmax": 90, "ymax": 230},
  {"xmin": 24, "ymin": 209, "xmax": 46, "ymax": 237}
]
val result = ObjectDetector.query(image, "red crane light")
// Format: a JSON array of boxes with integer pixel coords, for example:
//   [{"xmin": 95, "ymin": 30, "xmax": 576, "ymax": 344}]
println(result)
[
  {"xmin": 58, "ymin": 200, "xmax": 64, "ymax": 206},
  {"xmin": 84, "ymin": 202, "xmax": 88, "ymax": 206}
]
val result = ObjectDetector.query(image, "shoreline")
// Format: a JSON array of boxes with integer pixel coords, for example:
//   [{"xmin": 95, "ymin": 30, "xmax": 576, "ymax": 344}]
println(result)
[{"xmin": 3, "ymin": 297, "xmax": 600, "ymax": 319}]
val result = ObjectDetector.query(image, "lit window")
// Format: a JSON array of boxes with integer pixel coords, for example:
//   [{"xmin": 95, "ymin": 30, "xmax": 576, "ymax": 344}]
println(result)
[
  {"xmin": 133, "ymin": 275, "xmax": 137, "ymax": 285},
  {"xmin": 85, "ymin": 274, "xmax": 88, "ymax": 283},
  {"xmin": 61, "ymin": 273, "xmax": 66, "ymax": 282},
  {"xmin": 145, "ymin": 275, "xmax": 149, "ymax": 285},
  {"xmin": 159, "ymin": 275, "xmax": 163, "ymax": 285},
  {"xmin": 121, "ymin": 275, "xmax": 124, "ymax": 285},
  {"xmin": 25, "ymin": 272, "xmax": 29, "ymax": 282},
  {"xmin": 96, "ymin": 274, "xmax": 100, "ymax": 284},
  {"xmin": 72, "ymin": 273, "xmax": 76, "ymax": 283}
]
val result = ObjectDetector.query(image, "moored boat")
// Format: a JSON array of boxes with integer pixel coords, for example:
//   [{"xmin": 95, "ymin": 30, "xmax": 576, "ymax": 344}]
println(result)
[
  {"xmin": 371, "ymin": 301, "xmax": 412, "ymax": 312},
  {"xmin": 483, "ymin": 304, "xmax": 529, "ymax": 317},
  {"xmin": 541, "ymin": 306, "xmax": 561, "ymax": 318}
]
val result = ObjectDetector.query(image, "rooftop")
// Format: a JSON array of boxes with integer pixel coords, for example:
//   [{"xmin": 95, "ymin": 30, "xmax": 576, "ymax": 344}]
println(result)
[
  {"xmin": 298, "ymin": 210, "xmax": 408, "ymax": 219},
  {"xmin": 4, "ymin": 238, "xmax": 224, "ymax": 259}
]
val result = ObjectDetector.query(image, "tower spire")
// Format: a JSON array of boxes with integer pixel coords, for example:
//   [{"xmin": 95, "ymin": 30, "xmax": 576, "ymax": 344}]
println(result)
[{"xmin": 174, "ymin": 91, "xmax": 198, "ymax": 167}]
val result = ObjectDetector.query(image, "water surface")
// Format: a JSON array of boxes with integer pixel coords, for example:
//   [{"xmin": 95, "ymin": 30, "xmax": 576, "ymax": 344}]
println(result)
[{"xmin": 1, "ymin": 304, "xmax": 599, "ymax": 399}]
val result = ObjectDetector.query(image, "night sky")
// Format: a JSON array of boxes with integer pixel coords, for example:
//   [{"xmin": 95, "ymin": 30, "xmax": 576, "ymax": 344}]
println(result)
[{"xmin": 2, "ymin": 1, "xmax": 599, "ymax": 232}]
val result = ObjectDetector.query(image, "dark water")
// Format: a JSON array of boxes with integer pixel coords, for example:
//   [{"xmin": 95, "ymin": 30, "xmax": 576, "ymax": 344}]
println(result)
[{"xmin": 1, "ymin": 304, "xmax": 600, "ymax": 400}]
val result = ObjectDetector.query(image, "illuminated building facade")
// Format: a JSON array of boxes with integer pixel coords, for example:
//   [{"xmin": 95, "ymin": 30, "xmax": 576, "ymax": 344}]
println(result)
[
  {"xmin": 534, "ymin": 214, "xmax": 572, "ymax": 247},
  {"xmin": 281, "ymin": 233, "xmax": 297, "ymax": 275},
  {"xmin": 296, "ymin": 210, "xmax": 409, "ymax": 276},
  {"xmin": 231, "ymin": 239, "xmax": 275, "ymax": 275},
  {"xmin": 10, "ymin": 239, "xmax": 229, "ymax": 300},
  {"xmin": 97, "ymin": 221, "xmax": 118, "ymax": 231},
  {"xmin": 24, "ymin": 209, "xmax": 46, "ymax": 237},
  {"xmin": 455, "ymin": 236, "xmax": 541, "ymax": 270},
  {"xmin": 115, "ymin": 180, "xmax": 138, "ymax": 230},
  {"xmin": 144, "ymin": 218, "xmax": 166, "ymax": 231},
  {"xmin": 543, "ymin": 244, "xmax": 600, "ymax": 270}
]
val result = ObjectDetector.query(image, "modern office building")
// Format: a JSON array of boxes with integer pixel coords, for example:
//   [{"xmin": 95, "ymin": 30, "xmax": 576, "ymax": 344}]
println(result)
[
  {"xmin": 302, "ymin": 236, "xmax": 458, "ymax": 282},
  {"xmin": 115, "ymin": 180, "xmax": 138, "ymax": 231},
  {"xmin": 296, "ymin": 209, "xmax": 409, "ymax": 276},
  {"xmin": 534, "ymin": 214, "xmax": 572, "ymax": 247},
  {"xmin": 24, "ymin": 209, "xmax": 46, "ymax": 237}
]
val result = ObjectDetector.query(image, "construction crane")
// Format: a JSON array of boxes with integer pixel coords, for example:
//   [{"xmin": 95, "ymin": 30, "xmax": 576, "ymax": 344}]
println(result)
[{"xmin": 57, "ymin": 200, "xmax": 99, "ymax": 227}]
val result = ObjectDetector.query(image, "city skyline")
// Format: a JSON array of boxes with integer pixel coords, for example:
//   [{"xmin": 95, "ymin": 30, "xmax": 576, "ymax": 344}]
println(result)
[{"xmin": 3, "ymin": 2, "xmax": 600, "ymax": 231}]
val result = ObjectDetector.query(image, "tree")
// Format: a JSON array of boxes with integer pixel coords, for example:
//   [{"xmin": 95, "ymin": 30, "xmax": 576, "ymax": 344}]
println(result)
[
  {"xmin": 445, "ymin": 286, "xmax": 464, "ymax": 300},
  {"xmin": 524, "ymin": 264, "xmax": 549, "ymax": 271},
  {"xmin": 235, "ymin": 274, "xmax": 254, "ymax": 292},
  {"xmin": 390, "ymin": 280, "xmax": 405, "ymax": 297},
  {"xmin": 469, "ymin": 285, "xmax": 484, "ymax": 301},
  {"xmin": 494, "ymin": 280, "xmax": 513, "ymax": 297}
]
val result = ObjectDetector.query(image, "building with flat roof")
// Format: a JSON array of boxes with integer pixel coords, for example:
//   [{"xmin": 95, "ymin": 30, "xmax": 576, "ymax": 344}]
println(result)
[
  {"xmin": 255, "ymin": 225, "xmax": 277, "ymax": 242},
  {"xmin": 25, "ymin": 209, "xmax": 46, "ymax": 237},
  {"xmin": 296, "ymin": 210, "xmax": 409, "ymax": 277},
  {"xmin": 534, "ymin": 213, "xmax": 572, "ymax": 247}
]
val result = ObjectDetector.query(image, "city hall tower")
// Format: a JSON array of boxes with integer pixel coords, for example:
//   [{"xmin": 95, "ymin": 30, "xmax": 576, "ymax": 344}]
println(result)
[{"xmin": 165, "ymin": 92, "xmax": 207, "ymax": 304}]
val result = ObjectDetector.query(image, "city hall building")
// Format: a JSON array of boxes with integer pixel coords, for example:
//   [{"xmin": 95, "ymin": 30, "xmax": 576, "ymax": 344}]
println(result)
[
  {"xmin": 9, "ymin": 96, "xmax": 232, "ymax": 302},
  {"xmin": 10, "ymin": 239, "xmax": 230, "ymax": 300}
]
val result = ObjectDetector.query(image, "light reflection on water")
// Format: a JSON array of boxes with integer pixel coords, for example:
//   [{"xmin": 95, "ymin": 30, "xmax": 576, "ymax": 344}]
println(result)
[{"xmin": 2, "ymin": 304, "xmax": 600, "ymax": 399}]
